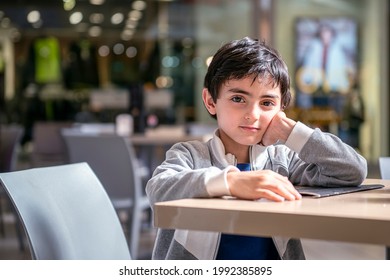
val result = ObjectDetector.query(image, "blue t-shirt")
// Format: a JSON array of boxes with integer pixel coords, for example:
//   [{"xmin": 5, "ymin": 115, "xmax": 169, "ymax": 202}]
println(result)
[{"xmin": 216, "ymin": 163, "xmax": 280, "ymax": 260}]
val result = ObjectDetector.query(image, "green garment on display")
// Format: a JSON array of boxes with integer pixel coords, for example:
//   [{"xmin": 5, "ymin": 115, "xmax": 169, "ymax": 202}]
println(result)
[{"xmin": 34, "ymin": 37, "xmax": 61, "ymax": 84}]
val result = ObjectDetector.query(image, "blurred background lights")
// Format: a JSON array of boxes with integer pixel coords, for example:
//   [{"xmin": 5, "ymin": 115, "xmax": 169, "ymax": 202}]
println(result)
[
  {"xmin": 69, "ymin": 12, "xmax": 83, "ymax": 25},
  {"xmin": 27, "ymin": 10, "xmax": 40, "ymax": 23},
  {"xmin": 89, "ymin": 0, "xmax": 105, "ymax": 5},
  {"xmin": 206, "ymin": 56, "xmax": 213, "ymax": 67},
  {"xmin": 63, "ymin": 0, "xmax": 76, "ymax": 11},
  {"xmin": 89, "ymin": 13, "xmax": 104, "ymax": 24},
  {"xmin": 191, "ymin": 57, "xmax": 203, "ymax": 69},
  {"xmin": 156, "ymin": 76, "xmax": 173, "ymax": 88},
  {"xmin": 162, "ymin": 56, "xmax": 179, "ymax": 68},
  {"xmin": 111, "ymin": 12, "xmax": 124, "ymax": 25},
  {"xmin": 132, "ymin": 0, "xmax": 147, "ymax": 11},
  {"xmin": 128, "ymin": 10, "xmax": 142, "ymax": 21},
  {"xmin": 113, "ymin": 43, "xmax": 125, "ymax": 55},
  {"xmin": 126, "ymin": 46, "xmax": 137, "ymax": 58},
  {"xmin": 88, "ymin": 25, "xmax": 102, "ymax": 37},
  {"xmin": 98, "ymin": 45, "xmax": 110, "ymax": 57}
]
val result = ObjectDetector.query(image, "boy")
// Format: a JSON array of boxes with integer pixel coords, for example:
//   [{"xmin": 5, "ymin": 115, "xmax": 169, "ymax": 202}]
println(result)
[{"xmin": 146, "ymin": 37, "xmax": 367, "ymax": 260}]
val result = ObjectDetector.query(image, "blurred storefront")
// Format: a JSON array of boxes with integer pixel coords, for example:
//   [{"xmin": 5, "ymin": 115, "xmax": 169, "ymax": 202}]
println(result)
[{"xmin": 0, "ymin": 0, "xmax": 388, "ymax": 160}]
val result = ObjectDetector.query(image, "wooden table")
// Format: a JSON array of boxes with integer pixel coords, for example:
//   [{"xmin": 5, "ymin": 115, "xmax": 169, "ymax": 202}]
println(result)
[{"xmin": 154, "ymin": 179, "xmax": 390, "ymax": 247}]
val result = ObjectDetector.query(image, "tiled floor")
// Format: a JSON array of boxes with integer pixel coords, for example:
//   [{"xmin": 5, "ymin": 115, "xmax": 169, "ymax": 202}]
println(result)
[{"xmin": 0, "ymin": 157, "xmax": 385, "ymax": 260}]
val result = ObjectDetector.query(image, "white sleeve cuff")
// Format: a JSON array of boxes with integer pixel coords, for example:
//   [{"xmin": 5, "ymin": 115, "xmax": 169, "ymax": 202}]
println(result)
[
  {"xmin": 284, "ymin": 121, "xmax": 314, "ymax": 153},
  {"xmin": 205, "ymin": 166, "xmax": 239, "ymax": 197}
]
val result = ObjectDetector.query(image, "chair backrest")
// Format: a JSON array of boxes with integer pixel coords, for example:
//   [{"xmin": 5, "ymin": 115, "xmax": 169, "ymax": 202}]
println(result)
[
  {"xmin": 379, "ymin": 157, "xmax": 390, "ymax": 179},
  {"xmin": 0, "ymin": 162, "xmax": 131, "ymax": 260},
  {"xmin": 0, "ymin": 124, "xmax": 24, "ymax": 172},
  {"xmin": 61, "ymin": 130, "xmax": 142, "ymax": 204},
  {"xmin": 31, "ymin": 121, "xmax": 72, "ymax": 166}
]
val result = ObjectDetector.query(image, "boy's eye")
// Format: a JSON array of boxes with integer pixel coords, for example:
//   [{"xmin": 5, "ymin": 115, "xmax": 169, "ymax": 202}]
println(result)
[
  {"xmin": 262, "ymin": 100, "xmax": 275, "ymax": 107},
  {"xmin": 231, "ymin": 96, "xmax": 244, "ymax": 103}
]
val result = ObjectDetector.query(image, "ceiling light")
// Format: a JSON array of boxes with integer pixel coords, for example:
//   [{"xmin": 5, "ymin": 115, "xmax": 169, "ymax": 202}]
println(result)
[
  {"xmin": 27, "ymin": 10, "xmax": 40, "ymax": 23},
  {"xmin": 89, "ymin": 0, "xmax": 105, "ymax": 5},
  {"xmin": 89, "ymin": 13, "xmax": 104, "ymax": 24},
  {"xmin": 69, "ymin": 12, "xmax": 83, "ymax": 24},
  {"xmin": 111, "ymin": 13, "xmax": 124, "ymax": 25},
  {"xmin": 113, "ymin": 43, "xmax": 125, "ymax": 55},
  {"xmin": 206, "ymin": 56, "xmax": 213, "ymax": 67},
  {"xmin": 132, "ymin": 1, "xmax": 147, "ymax": 11},
  {"xmin": 125, "ymin": 20, "xmax": 138, "ymax": 29},
  {"xmin": 121, "ymin": 30, "xmax": 134, "ymax": 41},
  {"xmin": 63, "ymin": 0, "xmax": 76, "ymax": 11},
  {"xmin": 123, "ymin": 29, "xmax": 134, "ymax": 36},
  {"xmin": 120, "ymin": 33, "xmax": 132, "ymax": 41},
  {"xmin": 88, "ymin": 26, "xmax": 102, "ymax": 37},
  {"xmin": 126, "ymin": 46, "xmax": 137, "ymax": 58},
  {"xmin": 128, "ymin": 10, "xmax": 142, "ymax": 21},
  {"xmin": 98, "ymin": 45, "xmax": 110, "ymax": 57}
]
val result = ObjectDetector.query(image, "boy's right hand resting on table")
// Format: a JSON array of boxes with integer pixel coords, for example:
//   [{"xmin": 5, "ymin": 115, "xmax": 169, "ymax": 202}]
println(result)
[{"xmin": 227, "ymin": 169, "xmax": 302, "ymax": 202}]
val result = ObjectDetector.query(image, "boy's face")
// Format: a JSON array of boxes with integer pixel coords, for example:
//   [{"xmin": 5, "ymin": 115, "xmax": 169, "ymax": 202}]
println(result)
[{"xmin": 203, "ymin": 76, "xmax": 282, "ymax": 154}]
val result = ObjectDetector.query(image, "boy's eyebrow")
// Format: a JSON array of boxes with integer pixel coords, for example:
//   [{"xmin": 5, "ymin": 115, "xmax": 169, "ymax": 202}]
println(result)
[{"xmin": 227, "ymin": 87, "xmax": 280, "ymax": 99}]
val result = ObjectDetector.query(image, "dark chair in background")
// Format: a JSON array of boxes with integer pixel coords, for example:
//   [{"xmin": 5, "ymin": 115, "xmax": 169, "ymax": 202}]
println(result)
[
  {"xmin": 0, "ymin": 124, "xmax": 25, "ymax": 250},
  {"xmin": 62, "ymin": 129, "xmax": 150, "ymax": 259},
  {"xmin": 30, "ymin": 121, "xmax": 72, "ymax": 167}
]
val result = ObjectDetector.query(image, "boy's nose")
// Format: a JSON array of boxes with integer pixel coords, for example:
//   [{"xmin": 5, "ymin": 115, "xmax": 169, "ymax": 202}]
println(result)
[{"xmin": 246, "ymin": 106, "xmax": 261, "ymax": 120}]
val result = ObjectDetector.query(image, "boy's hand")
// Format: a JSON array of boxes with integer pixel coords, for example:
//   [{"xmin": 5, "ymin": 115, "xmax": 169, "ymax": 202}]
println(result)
[
  {"xmin": 227, "ymin": 169, "xmax": 302, "ymax": 202},
  {"xmin": 261, "ymin": 111, "xmax": 296, "ymax": 146}
]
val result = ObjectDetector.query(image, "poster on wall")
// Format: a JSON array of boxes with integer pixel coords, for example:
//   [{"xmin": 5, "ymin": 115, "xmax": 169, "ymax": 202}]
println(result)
[{"xmin": 294, "ymin": 17, "xmax": 358, "ymax": 111}]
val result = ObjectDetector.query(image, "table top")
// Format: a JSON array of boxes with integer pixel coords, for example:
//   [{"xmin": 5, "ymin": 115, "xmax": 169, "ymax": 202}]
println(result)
[
  {"xmin": 129, "ymin": 125, "xmax": 213, "ymax": 146},
  {"xmin": 154, "ymin": 178, "xmax": 390, "ymax": 246},
  {"xmin": 130, "ymin": 133, "xmax": 209, "ymax": 146}
]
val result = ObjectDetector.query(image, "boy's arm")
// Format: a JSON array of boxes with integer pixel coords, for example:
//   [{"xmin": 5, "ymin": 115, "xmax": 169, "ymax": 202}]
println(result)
[
  {"xmin": 146, "ymin": 142, "xmax": 234, "ymax": 206},
  {"xmin": 262, "ymin": 111, "xmax": 367, "ymax": 186}
]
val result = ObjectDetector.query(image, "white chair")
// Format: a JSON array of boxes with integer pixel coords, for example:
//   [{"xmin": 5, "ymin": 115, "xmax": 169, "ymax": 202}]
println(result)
[
  {"xmin": 0, "ymin": 162, "xmax": 131, "ymax": 260},
  {"xmin": 379, "ymin": 157, "xmax": 390, "ymax": 180},
  {"xmin": 61, "ymin": 130, "xmax": 150, "ymax": 259}
]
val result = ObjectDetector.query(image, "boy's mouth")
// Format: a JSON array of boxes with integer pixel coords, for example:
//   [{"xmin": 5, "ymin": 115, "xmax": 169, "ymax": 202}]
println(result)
[{"xmin": 239, "ymin": 126, "xmax": 260, "ymax": 132}]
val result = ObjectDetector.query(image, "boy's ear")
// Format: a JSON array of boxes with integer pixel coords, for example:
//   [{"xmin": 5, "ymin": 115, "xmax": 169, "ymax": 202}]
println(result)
[{"xmin": 202, "ymin": 88, "xmax": 217, "ymax": 115}]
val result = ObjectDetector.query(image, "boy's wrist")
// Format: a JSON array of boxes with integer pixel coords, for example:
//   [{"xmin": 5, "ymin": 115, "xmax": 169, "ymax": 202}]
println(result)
[
  {"xmin": 284, "ymin": 122, "xmax": 314, "ymax": 153},
  {"xmin": 205, "ymin": 166, "xmax": 239, "ymax": 197}
]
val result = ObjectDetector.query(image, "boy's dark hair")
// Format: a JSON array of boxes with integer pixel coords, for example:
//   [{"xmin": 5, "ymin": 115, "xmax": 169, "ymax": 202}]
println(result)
[{"xmin": 204, "ymin": 37, "xmax": 291, "ymax": 110}]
